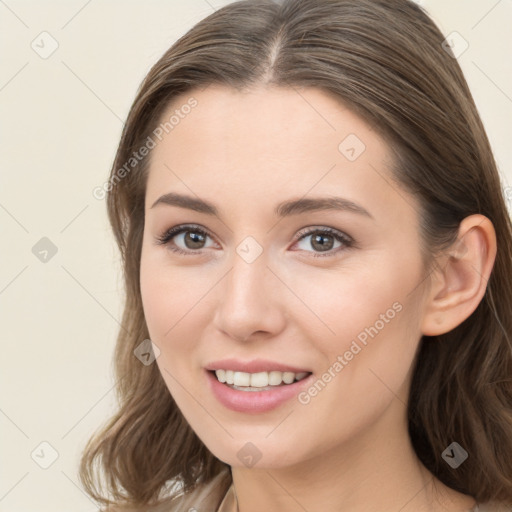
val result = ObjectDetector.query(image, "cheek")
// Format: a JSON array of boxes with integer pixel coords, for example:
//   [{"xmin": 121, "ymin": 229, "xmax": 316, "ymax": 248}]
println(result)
[
  {"xmin": 293, "ymin": 256, "xmax": 422, "ymax": 397},
  {"xmin": 140, "ymin": 255, "xmax": 204, "ymax": 410},
  {"xmin": 139, "ymin": 248, "xmax": 217, "ymax": 390},
  {"xmin": 140, "ymin": 257, "xmax": 171, "ymax": 339},
  {"xmin": 287, "ymin": 260, "xmax": 407, "ymax": 350},
  {"xmin": 140, "ymin": 248, "xmax": 200, "ymax": 340},
  {"xmin": 291, "ymin": 299, "xmax": 420, "ymax": 455}
]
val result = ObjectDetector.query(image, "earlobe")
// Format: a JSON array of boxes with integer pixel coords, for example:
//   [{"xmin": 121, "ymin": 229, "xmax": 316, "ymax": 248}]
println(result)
[{"xmin": 420, "ymin": 214, "xmax": 497, "ymax": 337}]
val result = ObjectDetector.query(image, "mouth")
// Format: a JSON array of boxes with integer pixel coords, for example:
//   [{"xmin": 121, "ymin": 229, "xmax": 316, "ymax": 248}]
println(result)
[
  {"xmin": 205, "ymin": 368, "xmax": 314, "ymax": 413},
  {"xmin": 203, "ymin": 358, "xmax": 314, "ymax": 413},
  {"xmin": 208, "ymin": 369, "xmax": 312, "ymax": 392}
]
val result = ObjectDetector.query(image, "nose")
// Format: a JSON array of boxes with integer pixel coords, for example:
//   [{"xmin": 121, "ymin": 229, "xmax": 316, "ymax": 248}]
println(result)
[{"xmin": 212, "ymin": 248, "xmax": 286, "ymax": 343}]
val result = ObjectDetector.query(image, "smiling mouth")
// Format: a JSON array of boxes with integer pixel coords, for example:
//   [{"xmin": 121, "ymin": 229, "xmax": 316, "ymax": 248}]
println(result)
[{"xmin": 208, "ymin": 369, "xmax": 312, "ymax": 391}]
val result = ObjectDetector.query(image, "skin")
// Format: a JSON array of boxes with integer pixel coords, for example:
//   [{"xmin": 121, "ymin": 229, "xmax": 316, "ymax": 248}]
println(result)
[{"xmin": 139, "ymin": 84, "xmax": 496, "ymax": 512}]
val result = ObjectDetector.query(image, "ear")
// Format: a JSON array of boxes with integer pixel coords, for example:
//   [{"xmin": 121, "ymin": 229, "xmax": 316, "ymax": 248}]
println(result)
[{"xmin": 420, "ymin": 214, "xmax": 497, "ymax": 336}]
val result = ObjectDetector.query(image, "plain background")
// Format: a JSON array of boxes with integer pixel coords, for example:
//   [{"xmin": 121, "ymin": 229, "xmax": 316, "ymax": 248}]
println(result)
[{"xmin": 1, "ymin": 1, "xmax": 511, "ymax": 510}]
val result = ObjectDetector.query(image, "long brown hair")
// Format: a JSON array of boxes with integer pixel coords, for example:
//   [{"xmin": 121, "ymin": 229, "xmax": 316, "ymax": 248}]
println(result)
[{"xmin": 79, "ymin": 0, "xmax": 512, "ymax": 508}]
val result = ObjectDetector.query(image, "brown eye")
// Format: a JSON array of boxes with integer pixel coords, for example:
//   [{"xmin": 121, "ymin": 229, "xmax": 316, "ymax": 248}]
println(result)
[
  {"xmin": 181, "ymin": 231, "xmax": 207, "ymax": 249},
  {"xmin": 310, "ymin": 232, "xmax": 335, "ymax": 251},
  {"xmin": 293, "ymin": 227, "xmax": 353, "ymax": 258},
  {"xmin": 156, "ymin": 225, "xmax": 215, "ymax": 255}
]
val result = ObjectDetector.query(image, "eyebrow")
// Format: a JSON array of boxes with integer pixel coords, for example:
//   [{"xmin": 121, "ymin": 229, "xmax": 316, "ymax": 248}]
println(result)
[{"xmin": 150, "ymin": 192, "xmax": 373, "ymax": 219}]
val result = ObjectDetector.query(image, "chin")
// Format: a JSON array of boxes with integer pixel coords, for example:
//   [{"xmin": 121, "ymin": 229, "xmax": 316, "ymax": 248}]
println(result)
[{"xmin": 199, "ymin": 434, "xmax": 306, "ymax": 470}]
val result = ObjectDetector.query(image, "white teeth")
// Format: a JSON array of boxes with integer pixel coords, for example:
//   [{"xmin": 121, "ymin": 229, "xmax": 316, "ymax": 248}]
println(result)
[
  {"xmin": 268, "ymin": 371, "xmax": 282, "ymax": 386},
  {"xmin": 216, "ymin": 369, "xmax": 226, "ymax": 383},
  {"xmin": 249, "ymin": 371, "xmax": 268, "ymax": 387},
  {"xmin": 214, "ymin": 369, "xmax": 310, "ymax": 387},
  {"xmin": 282, "ymin": 372, "xmax": 295, "ymax": 384},
  {"xmin": 233, "ymin": 371, "xmax": 250, "ymax": 386}
]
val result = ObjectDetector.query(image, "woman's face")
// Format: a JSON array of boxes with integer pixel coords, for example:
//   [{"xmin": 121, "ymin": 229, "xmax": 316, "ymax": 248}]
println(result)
[{"xmin": 140, "ymin": 84, "xmax": 429, "ymax": 469}]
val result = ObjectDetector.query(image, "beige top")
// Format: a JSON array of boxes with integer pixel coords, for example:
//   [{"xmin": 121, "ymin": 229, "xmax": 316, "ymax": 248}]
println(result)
[
  {"xmin": 163, "ymin": 469, "xmax": 235, "ymax": 512},
  {"xmin": 162, "ymin": 469, "xmax": 509, "ymax": 512}
]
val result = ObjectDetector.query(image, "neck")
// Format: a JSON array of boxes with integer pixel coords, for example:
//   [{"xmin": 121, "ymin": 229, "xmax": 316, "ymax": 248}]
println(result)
[{"xmin": 230, "ymin": 398, "xmax": 476, "ymax": 512}]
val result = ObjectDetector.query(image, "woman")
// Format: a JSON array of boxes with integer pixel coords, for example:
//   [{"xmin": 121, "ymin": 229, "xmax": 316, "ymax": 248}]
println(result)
[{"xmin": 80, "ymin": 0, "xmax": 512, "ymax": 510}]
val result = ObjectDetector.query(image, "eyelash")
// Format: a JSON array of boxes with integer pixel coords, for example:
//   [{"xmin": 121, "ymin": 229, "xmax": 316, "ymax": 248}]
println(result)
[{"xmin": 155, "ymin": 224, "xmax": 354, "ymax": 258}]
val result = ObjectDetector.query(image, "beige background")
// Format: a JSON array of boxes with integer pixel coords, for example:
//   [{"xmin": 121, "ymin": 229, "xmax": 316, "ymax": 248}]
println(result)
[{"xmin": 1, "ymin": 1, "xmax": 511, "ymax": 510}]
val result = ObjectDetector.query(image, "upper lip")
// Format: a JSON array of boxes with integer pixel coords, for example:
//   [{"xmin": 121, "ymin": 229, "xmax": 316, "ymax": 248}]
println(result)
[{"xmin": 204, "ymin": 358, "xmax": 311, "ymax": 374}]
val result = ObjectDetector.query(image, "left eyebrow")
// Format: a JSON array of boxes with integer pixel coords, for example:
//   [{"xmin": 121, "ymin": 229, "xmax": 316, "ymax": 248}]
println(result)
[
  {"xmin": 150, "ymin": 192, "xmax": 374, "ymax": 220},
  {"xmin": 275, "ymin": 196, "xmax": 374, "ymax": 219}
]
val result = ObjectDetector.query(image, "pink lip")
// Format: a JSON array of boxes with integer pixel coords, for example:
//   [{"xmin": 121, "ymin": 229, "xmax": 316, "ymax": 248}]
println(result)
[
  {"xmin": 205, "ymin": 369, "xmax": 313, "ymax": 414},
  {"xmin": 204, "ymin": 358, "xmax": 311, "ymax": 373}
]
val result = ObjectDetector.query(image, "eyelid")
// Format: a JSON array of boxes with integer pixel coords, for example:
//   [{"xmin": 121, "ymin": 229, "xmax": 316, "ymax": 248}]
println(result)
[{"xmin": 294, "ymin": 225, "xmax": 353, "ymax": 243}]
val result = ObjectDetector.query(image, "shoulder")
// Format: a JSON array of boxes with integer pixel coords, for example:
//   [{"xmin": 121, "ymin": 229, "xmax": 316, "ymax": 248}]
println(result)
[
  {"xmin": 475, "ymin": 501, "xmax": 512, "ymax": 512},
  {"xmin": 101, "ymin": 469, "xmax": 232, "ymax": 512},
  {"xmin": 161, "ymin": 469, "xmax": 232, "ymax": 512}
]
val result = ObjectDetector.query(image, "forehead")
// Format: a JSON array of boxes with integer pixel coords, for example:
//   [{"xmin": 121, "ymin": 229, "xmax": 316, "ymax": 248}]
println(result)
[
  {"xmin": 152, "ymin": 84, "xmax": 384, "ymax": 163},
  {"xmin": 145, "ymin": 84, "xmax": 416, "ymax": 227}
]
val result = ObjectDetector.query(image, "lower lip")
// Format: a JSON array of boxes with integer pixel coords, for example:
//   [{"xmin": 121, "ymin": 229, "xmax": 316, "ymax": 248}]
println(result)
[{"xmin": 205, "ymin": 370, "xmax": 313, "ymax": 414}]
